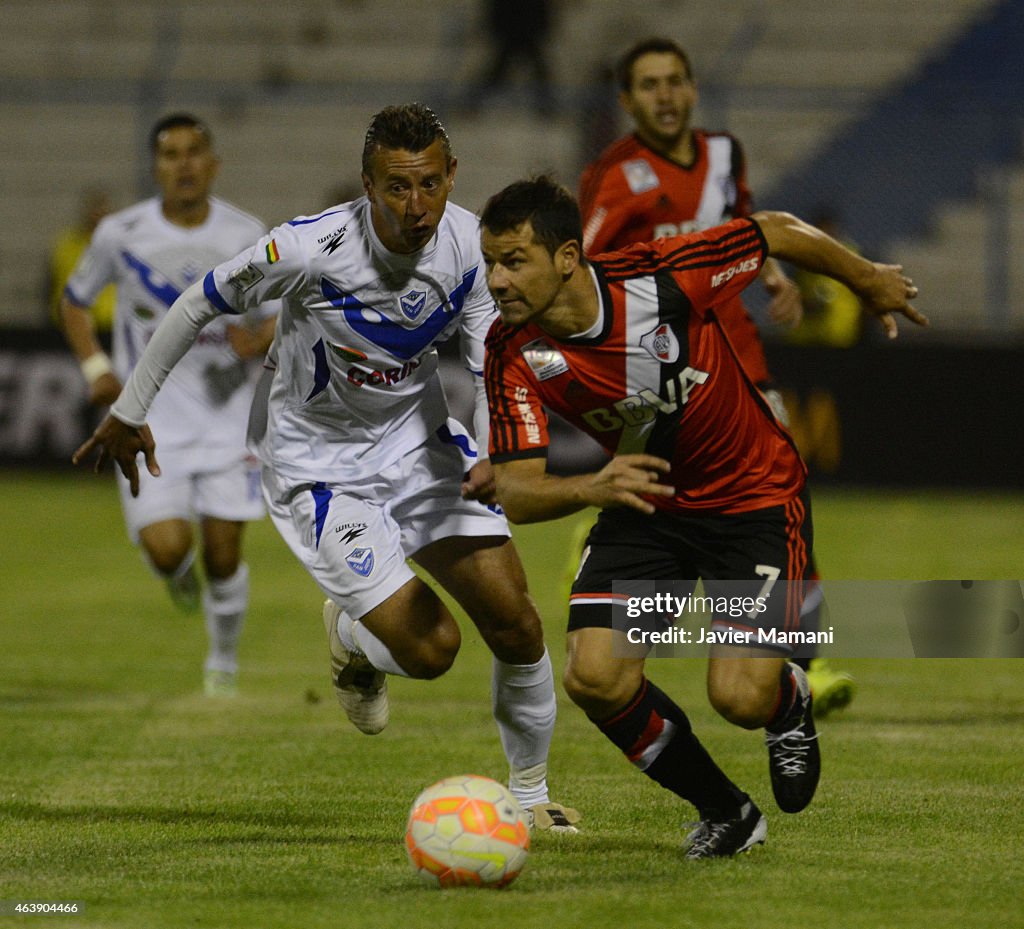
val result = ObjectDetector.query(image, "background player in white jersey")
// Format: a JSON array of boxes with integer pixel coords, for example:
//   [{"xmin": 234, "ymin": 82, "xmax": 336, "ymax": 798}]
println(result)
[
  {"xmin": 61, "ymin": 113, "xmax": 277, "ymax": 697},
  {"xmin": 73, "ymin": 104, "xmax": 578, "ymax": 832}
]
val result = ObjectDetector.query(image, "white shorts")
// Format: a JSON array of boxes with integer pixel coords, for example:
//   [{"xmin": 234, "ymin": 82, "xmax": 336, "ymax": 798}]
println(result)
[
  {"xmin": 117, "ymin": 447, "xmax": 265, "ymax": 543},
  {"xmin": 263, "ymin": 418, "xmax": 510, "ymax": 620}
]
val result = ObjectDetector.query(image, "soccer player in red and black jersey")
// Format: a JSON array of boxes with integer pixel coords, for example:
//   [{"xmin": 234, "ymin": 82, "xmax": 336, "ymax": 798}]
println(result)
[
  {"xmin": 579, "ymin": 37, "xmax": 802, "ymax": 383},
  {"xmin": 479, "ymin": 176, "xmax": 925, "ymax": 857},
  {"xmin": 579, "ymin": 37, "xmax": 854, "ymax": 713}
]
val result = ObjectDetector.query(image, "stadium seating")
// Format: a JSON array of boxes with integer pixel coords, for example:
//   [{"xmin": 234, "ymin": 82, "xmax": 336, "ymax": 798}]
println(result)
[{"xmin": 1, "ymin": 0, "xmax": 1015, "ymax": 334}]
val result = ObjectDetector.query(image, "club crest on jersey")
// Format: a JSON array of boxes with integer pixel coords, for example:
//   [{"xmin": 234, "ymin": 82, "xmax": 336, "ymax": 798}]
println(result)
[
  {"xmin": 346, "ymin": 547, "xmax": 375, "ymax": 578},
  {"xmin": 399, "ymin": 289, "xmax": 428, "ymax": 321},
  {"xmin": 520, "ymin": 338, "xmax": 570, "ymax": 381},
  {"xmin": 622, "ymin": 159, "xmax": 660, "ymax": 195},
  {"xmin": 640, "ymin": 323, "xmax": 680, "ymax": 364},
  {"xmin": 228, "ymin": 263, "xmax": 264, "ymax": 292}
]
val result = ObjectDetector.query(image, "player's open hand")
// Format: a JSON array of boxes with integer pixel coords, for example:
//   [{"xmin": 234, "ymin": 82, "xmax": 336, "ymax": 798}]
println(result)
[
  {"xmin": 588, "ymin": 454, "xmax": 674, "ymax": 514},
  {"xmin": 72, "ymin": 414, "xmax": 160, "ymax": 498},
  {"xmin": 859, "ymin": 263, "xmax": 928, "ymax": 339}
]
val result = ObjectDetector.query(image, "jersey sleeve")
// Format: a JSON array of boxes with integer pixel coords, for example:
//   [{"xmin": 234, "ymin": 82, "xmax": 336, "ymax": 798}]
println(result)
[
  {"xmin": 202, "ymin": 222, "xmax": 308, "ymax": 315},
  {"xmin": 602, "ymin": 218, "xmax": 767, "ymax": 319},
  {"xmin": 457, "ymin": 256, "xmax": 498, "ymax": 378},
  {"xmin": 458, "ymin": 255, "xmax": 500, "ymax": 448},
  {"xmin": 484, "ymin": 325, "xmax": 550, "ymax": 463},
  {"xmin": 63, "ymin": 216, "xmax": 118, "ymax": 306}
]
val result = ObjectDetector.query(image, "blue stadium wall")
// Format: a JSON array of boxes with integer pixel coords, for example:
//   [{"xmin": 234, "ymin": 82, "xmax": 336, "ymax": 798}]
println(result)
[{"xmin": 764, "ymin": 0, "xmax": 1024, "ymax": 257}]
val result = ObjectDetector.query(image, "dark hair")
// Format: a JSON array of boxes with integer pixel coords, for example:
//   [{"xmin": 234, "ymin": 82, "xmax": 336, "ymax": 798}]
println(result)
[
  {"xmin": 149, "ymin": 112, "xmax": 213, "ymax": 153},
  {"xmin": 361, "ymin": 103, "xmax": 453, "ymax": 175},
  {"xmin": 616, "ymin": 37, "xmax": 693, "ymax": 91},
  {"xmin": 479, "ymin": 175, "xmax": 584, "ymax": 260}
]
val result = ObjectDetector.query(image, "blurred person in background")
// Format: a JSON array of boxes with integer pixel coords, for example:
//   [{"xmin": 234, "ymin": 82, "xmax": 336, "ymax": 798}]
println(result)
[
  {"xmin": 576, "ymin": 37, "xmax": 854, "ymax": 716},
  {"xmin": 48, "ymin": 186, "xmax": 116, "ymax": 336},
  {"xmin": 467, "ymin": 0, "xmax": 556, "ymax": 116},
  {"xmin": 60, "ymin": 113, "xmax": 277, "ymax": 697},
  {"xmin": 787, "ymin": 209, "xmax": 864, "ymax": 347}
]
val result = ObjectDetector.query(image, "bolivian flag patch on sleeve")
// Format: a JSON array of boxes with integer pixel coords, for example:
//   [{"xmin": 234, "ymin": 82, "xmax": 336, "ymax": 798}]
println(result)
[{"xmin": 266, "ymin": 239, "xmax": 281, "ymax": 263}]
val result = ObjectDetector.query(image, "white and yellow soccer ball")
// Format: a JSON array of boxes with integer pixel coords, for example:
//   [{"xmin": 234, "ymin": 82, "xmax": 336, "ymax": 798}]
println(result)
[{"xmin": 405, "ymin": 774, "xmax": 530, "ymax": 888}]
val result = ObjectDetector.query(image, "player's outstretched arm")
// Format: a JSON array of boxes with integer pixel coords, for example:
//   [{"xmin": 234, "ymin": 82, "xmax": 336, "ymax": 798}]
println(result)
[
  {"xmin": 493, "ymin": 455, "xmax": 674, "ymax": 524},
  {"xmin": 72, "ymin": 279, "xmax": 223, "ymax": 495},
  {"xmin": 752, "ymin": 210, "xmax": 928, "ymax": 338},
  {"xmin": 59, "ymin": 295, "xmax": 123, "ymax": 407},
  {"xmin": 73, "ymin": 415, "xmax": 158, "ymax": 498}
]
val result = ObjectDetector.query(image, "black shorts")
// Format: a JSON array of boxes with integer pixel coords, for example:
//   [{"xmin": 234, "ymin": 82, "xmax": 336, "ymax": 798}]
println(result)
[{"xmin": 568, "ymin": 488, "xmax": 814, "ymax": 654}]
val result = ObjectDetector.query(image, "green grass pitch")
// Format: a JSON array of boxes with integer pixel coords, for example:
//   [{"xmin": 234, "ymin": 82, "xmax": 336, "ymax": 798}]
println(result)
[{"xmin": 1, "ymin": 473, "xmax": 1021, "ymax": 929}]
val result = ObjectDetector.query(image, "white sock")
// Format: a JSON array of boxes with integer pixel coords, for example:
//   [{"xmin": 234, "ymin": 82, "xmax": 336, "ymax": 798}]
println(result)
[
  {"xmin": 349, "ymin": 617, "xmax": 409, "ymax": 678},
  {"xmin": 334, "ymin": 607, "xmax": 363, "ymax": 654},
  {"xmin": 202, "ymin": 563, "xmax": 248, "ymax": 673},
  {"xmin": 492, "ymin": 648, "xmax": 556, "ymax": 807},
  {"xmin": 171, "ymin": 548, "xmax": 197, "ymax": 580}
]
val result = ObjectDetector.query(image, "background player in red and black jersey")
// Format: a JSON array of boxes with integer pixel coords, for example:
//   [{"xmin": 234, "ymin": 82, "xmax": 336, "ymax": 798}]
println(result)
[
  {"xmin": 579, "ymin": 37, "xmax": 853, "ymax": 713},
  {"xmin": 579, "ymin": 36, "xmax": 802, "ymax": 381},
  {"xmin": 479, "ymin": 176, "xmax": 925, "ymax": 857}
]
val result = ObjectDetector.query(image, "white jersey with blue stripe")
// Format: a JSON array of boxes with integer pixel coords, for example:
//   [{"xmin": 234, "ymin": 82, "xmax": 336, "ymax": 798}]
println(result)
[
  {"xmin": 66, "ymin": 196, "xmax": 272, "ymax": 462},
  {"xmin": 202, "ymin": 196, "xmax": 496, "ymax": 485}
]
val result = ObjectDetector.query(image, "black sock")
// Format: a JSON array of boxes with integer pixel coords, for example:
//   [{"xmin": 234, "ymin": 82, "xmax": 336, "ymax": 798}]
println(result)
[
  {"xmin": 767, "ymin": 663, "xmax": 798, "ymax": 731},
  {"xmin": 594, "ymin": 678, "xmax": 748, "ymax": 819}
]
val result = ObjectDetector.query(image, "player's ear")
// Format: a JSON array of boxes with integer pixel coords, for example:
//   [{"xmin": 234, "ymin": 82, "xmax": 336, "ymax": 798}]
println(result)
[
  {"xmin": 361, "ymin": 172, "xmax": 373, "ymax": 198},
  {"xmin": 557, "ymin": 239, "xmax": 581, "ymax": 277},
  {"xmin": 447, "ymin": 156, "xmax": 458, "ymax": 191}
]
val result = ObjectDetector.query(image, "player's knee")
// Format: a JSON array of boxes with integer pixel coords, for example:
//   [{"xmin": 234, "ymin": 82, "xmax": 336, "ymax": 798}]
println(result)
[
  {"xmin": 708, "ymin": 679, "xmax": 773, "ymax": 729},
  {"xmin": 140, "ymin": 522, "xmax": 193, "ymax": 576},
  {"xmin": 401, "ymin": 621, "xmax": 461, "ymax": 680},
  {"xmin": 144, "ymin": 542, "xmax": 191, "ymax": 577},
  {"xmin": 478, "ymin": 601, "xmax": 544, "ymax": 664},
  {"xmin": 563, "ymin": 658, "xmax": 637, "ymax": 717},
  {"xmin": 202, "ymin": 546, "xmax": 241, "ymax": 581}
]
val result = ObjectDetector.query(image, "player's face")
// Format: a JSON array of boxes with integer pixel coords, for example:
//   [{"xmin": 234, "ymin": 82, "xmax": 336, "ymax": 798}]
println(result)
[
  {"xmin": 363, "ymin": 139, "xmax": 456, "ymax": 254},
  {"xmin": 153, "ymin": 126, "xmax": 219, "ymax": 210},
  {"xmin": 481, "ymin": 222, "xmax": 566, "ymax": 327},
  {"xmin": 620, "ymin": 52, "xmax": 697, "ymax": 150}
]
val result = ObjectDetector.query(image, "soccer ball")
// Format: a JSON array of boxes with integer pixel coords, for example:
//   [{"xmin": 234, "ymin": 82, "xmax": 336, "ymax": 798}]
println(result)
[{"xmin": 405, "ymin": 774, "xmax": 530, "ymax": 888}]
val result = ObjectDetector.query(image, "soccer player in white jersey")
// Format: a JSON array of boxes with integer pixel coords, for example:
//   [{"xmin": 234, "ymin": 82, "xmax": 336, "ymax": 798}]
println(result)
[
  {"xmin": 61, "ymin": 113, "xmax": 277, "ymax": 697},
  {"xmin": 73, "ymin": 104, "xmax": 579, "ymax": 832}
]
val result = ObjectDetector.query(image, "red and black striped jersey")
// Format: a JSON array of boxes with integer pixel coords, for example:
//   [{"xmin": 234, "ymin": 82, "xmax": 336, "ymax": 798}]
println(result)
[
  {"xmin": 579, "ymin": 130, "xmax": 752, "ymax": 253},
  {"xmin": 578, "ymin": 130, "xmax": 769, "ymax": 385},
  {"xmin": 485, "ymin": 218, "xmax": 806, "ymax": 515}
]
